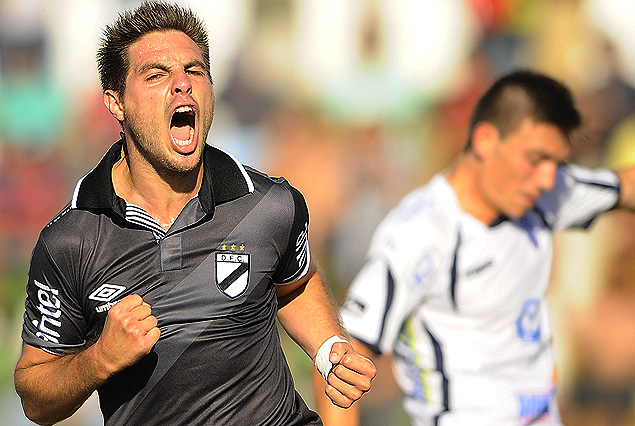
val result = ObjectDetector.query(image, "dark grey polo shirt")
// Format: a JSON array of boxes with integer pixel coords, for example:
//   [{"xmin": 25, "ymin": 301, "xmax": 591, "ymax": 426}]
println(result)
[{"xmin": 22, "ymin": 140, "xmax": 321, "ymax": 426}]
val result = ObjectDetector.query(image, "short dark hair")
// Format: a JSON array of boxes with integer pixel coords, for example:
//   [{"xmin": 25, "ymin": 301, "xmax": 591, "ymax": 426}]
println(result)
[
  {"xmin": 465, "ymin": 70, "xmax": 582, "ymax": 150},
  {"xmin": 96, "ymin": 1, "xmax": 210, "ymax": 95}
]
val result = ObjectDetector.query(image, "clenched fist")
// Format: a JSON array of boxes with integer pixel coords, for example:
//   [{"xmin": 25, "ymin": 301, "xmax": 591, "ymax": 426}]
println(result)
[
  {"xmin": 324, "ymin": 341, "xmax": 376, "ymax": 408},
  {"xmin": 92, "ymin": 294, "xmax": 160, "ymax": 377}
]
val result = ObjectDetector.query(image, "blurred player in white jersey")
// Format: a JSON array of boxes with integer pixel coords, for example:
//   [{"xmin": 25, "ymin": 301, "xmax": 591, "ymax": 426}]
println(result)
[{"xmin": 313, "ymin": 70, "xmax": 635, "ymax": 426}]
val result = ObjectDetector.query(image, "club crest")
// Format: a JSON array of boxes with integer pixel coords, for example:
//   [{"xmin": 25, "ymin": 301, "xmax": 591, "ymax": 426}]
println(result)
[{"xmin": 215, "ymin": 252, "xmax": 250, "ymax": 298}]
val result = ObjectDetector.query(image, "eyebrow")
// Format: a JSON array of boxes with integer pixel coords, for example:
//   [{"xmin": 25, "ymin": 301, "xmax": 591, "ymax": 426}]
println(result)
[
  {"xmin": 137, "ymin": 60, "xmax": 207, "ymax": 75},
  {"xmin": 184, "ymin": 60, "xmax": 207, "ymax": 71}
]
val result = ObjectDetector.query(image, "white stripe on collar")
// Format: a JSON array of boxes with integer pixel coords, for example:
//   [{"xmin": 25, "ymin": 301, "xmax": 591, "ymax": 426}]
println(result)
[{"xmin": 215, "ymin": 145, "xmax": 255, "ymax": 193}]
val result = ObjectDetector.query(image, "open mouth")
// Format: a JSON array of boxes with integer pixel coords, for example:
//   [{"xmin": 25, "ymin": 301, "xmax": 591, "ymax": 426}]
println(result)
[{"xmin": 170, "ymin": 105, "xmax": 196, "ymax": 148}]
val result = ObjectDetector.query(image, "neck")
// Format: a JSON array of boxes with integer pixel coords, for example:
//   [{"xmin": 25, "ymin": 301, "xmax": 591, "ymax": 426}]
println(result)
[
  {"xmin": 445, "ymin": 155, "xmax": 498, "ymax": 225},
  {"xmin": 112, "ymin": 146, "xmax": 204, "ymax": 229}
]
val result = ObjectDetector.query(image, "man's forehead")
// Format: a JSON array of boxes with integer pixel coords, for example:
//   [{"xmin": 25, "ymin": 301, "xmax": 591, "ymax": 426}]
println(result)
[
  {"xmin": 508, "ymin": 120, "xmax": 571, "ymax": 159},
  {"xmin": 128, "ymin": 30, "xmax": 202, "ymax": 65}
]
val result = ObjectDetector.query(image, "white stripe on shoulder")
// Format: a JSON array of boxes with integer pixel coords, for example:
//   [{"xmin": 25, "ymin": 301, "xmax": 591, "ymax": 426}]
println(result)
[
  {"xmin": 215, "ymin": 146, "xmax": 255, "ymax": 193},
  {"xmin": 298, "ymin": 244, "xmax": 311, "ymax": 280},
  {"xmin": 566, "ymin": 164, "xmax": 619, "ymax": 188}
]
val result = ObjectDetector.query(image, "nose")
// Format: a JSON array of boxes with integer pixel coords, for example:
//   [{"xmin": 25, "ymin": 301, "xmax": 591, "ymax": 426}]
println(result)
[
  {"xmin": 536, "ymin": 162, "xmax": 558, "ymax": 192},
  {"xmin": 172, "ymin": 69, "xmax": 192, "ymax": 95}
]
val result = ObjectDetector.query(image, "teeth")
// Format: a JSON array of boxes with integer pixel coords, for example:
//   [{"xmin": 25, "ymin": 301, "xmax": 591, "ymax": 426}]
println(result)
[
  {"xmin": 175, "ymin": 105, "xmax": 193, "ymax": 113},
  {"xmin": 173, "ymin": 128, "xmax": 195, "ymax": 145}
]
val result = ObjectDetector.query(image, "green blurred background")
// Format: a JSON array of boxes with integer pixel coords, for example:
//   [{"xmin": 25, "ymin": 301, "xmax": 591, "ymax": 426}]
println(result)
[{"xmin": 1, "ymin": 1, "xmax": 635, "ymax": 425}]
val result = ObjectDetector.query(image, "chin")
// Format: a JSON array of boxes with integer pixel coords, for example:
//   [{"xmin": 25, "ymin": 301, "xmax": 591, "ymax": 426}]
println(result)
[
  {"xmin": 177, "ymin": 156, "xmax": 203, "ymax": 173},
  {"xmin": 512, "ymin": 208, "xmax": 531, "ymax": 219}
]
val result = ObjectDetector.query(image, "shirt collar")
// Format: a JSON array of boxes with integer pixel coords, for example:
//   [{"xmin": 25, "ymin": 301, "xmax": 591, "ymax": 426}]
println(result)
[
  {"xmin": 71, "ymin": 139, "xmax": 254, "ymax": 216},
  {"xmin": 489, "ymin": 215, "xmax": 509, "ymax": 227}
]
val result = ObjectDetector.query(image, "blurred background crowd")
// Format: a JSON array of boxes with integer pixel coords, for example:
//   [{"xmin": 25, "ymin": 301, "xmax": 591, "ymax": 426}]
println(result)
[{"xmin": 0, "ymin": 0, "xmax": 634, "ymax": 425}]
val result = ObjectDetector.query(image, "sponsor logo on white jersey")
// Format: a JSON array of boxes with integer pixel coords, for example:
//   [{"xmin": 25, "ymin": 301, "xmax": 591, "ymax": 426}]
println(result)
[
  {"xmin": 519, "ymin": 387, "xmax": 555, "ymax": 423},
  {"xmin": 413, "ymin": 253, "xmax": 434, "ymax": 285},
  {"xmin": 516, "ymin": 299, "xmax": 541, "ymax": 342}
]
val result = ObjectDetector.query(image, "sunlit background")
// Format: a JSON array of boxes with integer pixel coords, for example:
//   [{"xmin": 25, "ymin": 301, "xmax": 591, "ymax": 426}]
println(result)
[{"xmin": 1, "ymin": 0, "xmax": 635, "ymax": 425}]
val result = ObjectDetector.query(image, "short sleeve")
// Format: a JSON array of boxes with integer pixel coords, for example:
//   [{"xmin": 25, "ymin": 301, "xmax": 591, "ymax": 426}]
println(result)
[
  {"xmin": 340, "ymin": 220, "xmax": 440, "ymax": 355},
  {"xmin": 538, "ymin": 164, "xmax": 620, "ymax": 230},
  {"xmin": 21, "ymin": 236, "xmax": 87, "ymax": 354},
  {"xmin": 271, "ymin": 182, "xmax": 311, "ymax": 284}
]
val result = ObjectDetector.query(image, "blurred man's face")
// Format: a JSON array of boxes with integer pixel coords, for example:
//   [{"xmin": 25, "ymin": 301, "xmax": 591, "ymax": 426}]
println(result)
[
  {"xmin": 114, "ymin": 30, "xmax": 214, "ymax": 175},
  {"xmin": 478, "ymin": 118, "xmax": 570, "ymax": 221}
]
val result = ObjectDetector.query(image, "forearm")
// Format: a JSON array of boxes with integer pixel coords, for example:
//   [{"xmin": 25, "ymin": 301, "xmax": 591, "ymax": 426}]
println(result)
[
  {"xmin": 277, "ymin": 268, "xmax": 347, "ymax": 359},
  {"xmin": 14, "ymin": 346, "xmax": 109, "ymax": 425},
  {"xmin": 16, "ymin": 295, "xmax": 158, "ymax": 425},
  {"xmin": 277, "ymin": 265, "xmax": 376, "ymax": 410},
  {"xmin": 617, "ymin": 167, "xmax": 635, "ymax": 211}
]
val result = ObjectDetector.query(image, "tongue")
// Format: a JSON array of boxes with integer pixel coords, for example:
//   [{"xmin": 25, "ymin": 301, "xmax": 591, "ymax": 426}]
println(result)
[{"xmin": 170, "ymin": 124, "xmax": 192, "ymax": 143}]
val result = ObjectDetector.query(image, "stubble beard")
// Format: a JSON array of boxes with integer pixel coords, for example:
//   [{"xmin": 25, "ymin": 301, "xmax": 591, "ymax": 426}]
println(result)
[{"xmin": 124, "ymin": 109, "xmax": 214, "ymax": 179}]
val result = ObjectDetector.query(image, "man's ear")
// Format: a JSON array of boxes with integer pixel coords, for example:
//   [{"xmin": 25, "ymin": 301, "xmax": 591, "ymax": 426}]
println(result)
[
  {"xmin": 471, "ymin": 122, "xmax": 499, "ymax": 161},
  {"xmin": 104, "ymin": 90, "xmax": 125, "ymax": 122}
]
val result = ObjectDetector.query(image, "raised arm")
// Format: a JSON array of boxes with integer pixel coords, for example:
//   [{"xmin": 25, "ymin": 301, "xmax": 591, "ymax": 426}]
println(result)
[
  {"xmin": 276, "ymin": 261, "xmax": 376, "ymax": 410},
  {"xmin": 617, "ymin": 166, "xmax": 635, "ymax": 211},
  {"xmin": 14, "ymin": 294, "xmax": 160, "ymax": 425}
]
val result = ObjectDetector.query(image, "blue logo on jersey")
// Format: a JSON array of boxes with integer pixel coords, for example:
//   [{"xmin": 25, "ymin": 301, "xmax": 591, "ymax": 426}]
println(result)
[
  {"xmin": 519, "ymin": 387, "xmax": 555, "ymax": 422},
  {"xmin": 413, "ymin": 253, "xmax": 433, "ymax": 286},
  {"xmin": 516, "ymin": 299, "xmax": 541, "ymax": 342}
]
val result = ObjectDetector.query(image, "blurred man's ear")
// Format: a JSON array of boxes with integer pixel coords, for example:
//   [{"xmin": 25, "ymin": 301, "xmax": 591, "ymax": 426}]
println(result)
[
  {"xmin": 104, "ymin": 90, "xmax": 125, "ymax": 122},
  {"xmin": 471, "ymin": 122, "xmax": 499, "ymax": 161}
]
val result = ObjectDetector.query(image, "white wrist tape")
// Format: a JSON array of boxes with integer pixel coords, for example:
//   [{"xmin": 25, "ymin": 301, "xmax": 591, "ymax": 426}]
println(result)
[{"xmin": 315, "ymin": 335, "xmax": 348, "ymax": 380}]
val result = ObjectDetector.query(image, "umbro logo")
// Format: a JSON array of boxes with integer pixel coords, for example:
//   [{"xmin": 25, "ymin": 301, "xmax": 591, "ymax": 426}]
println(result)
[
  {"xmin": 89, "ymin": 284, "xmax": 126, "ymax": 302},
  {"xmin": 90, "ymin": 284, "xmax": 127, "ymax": 313}
]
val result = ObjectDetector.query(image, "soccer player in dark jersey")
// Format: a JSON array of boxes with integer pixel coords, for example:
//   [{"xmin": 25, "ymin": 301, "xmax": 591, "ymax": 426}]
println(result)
[{"xmin": 13, "ymin": 2, "xmax": 375, "ymax": 425}]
